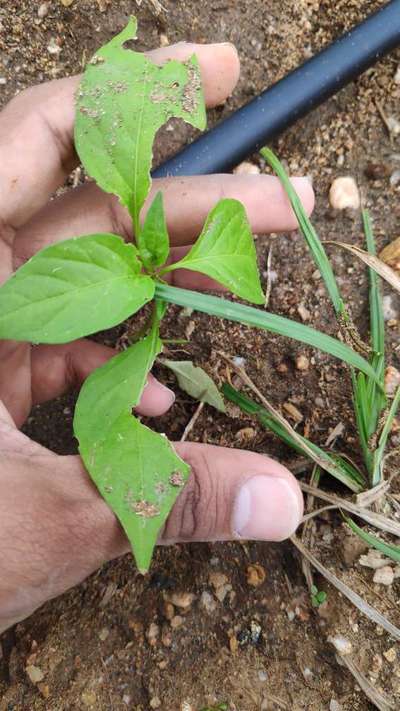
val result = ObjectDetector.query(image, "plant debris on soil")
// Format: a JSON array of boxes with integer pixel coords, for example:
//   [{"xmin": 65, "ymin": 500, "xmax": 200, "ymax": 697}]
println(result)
[{"xmin": 0, "ymin": 1, "xmax": 399, "ymax": 709}]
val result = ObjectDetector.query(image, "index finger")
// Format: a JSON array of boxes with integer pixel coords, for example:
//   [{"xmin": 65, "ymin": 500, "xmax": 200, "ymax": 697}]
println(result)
[{"xmin": 0, "ymin": 42, "xmax": 239, "ymax": 232}]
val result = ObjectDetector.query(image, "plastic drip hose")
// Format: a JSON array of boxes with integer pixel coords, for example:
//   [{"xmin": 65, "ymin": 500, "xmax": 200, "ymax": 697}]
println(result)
[{"xmin": 153, "ymin": 0, "xmax": 400, "ymax": 178}]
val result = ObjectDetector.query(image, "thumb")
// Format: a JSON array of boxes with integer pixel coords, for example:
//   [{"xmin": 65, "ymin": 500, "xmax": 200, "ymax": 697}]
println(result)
[{"xmin": 160, "ymin": 442, "xmax": 304, "ymax": 544}]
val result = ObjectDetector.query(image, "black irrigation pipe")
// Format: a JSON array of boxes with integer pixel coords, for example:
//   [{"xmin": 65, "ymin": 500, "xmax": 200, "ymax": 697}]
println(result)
[{"xmin": 153, "ymin": 0, "xmax": 400, "ymax": 179}]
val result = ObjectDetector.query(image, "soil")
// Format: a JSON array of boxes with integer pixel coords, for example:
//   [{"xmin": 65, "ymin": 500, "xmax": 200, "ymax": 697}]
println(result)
[{"xmin": 1, "ymin": 1, "xmax": 400, "ymax": 710}]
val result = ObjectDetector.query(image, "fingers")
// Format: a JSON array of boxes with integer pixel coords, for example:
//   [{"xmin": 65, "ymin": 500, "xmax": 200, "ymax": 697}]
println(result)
[
  {"xmin": 83, "ymin": 442, "xmax": 303, "ymax": 565},
  {"xmin": 15, "ymin": 174, "xmax": 314, "ymax": 263},
  {"xmin": 30, "ymin": 340, "xmax": 175, "ymax": 419},
  {"xmin": 162, "ymin": 443, "xmax": 304, "ymax": 543},
  {"xmin": 0, "ymin": 43, "xmax": 240, "ymax": 231}
]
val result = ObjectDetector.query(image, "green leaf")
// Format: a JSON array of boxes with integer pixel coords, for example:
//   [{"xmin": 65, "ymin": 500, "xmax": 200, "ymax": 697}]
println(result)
[
  {"xmin": 261, "ymin": 147, "xmax": 345, "ymax": 316},
  {"xmin": 162, "ymin": 199, "xmax": 264, "ymax": 304},
  {"xmin": 155, "ymin": 284, "xmax": 382, "ymax": 386},
  {"xmin": 372, "ymin": 385, "xmax": 400, "ymax": 486},
  {"xmin": 74, "ymin": 326, "xmax": 190, "ymax": 572},
  {"xmin": 0, "ymin": 234, "xmax": 154, "ymax": 343},
  {"xmin": 162, "ymin": 359, "xmax": 226, "ymax": 412},
  {"xmin": 138, "ymin": 191, "xmax": 169, "ymax": 271},
  {"xmin": 75, "ymin": 17, "xmax": 206, "ymax": 234},
  {"xmin": 345, "ymin": 517, "xmax": 400, "ymax": 565}
]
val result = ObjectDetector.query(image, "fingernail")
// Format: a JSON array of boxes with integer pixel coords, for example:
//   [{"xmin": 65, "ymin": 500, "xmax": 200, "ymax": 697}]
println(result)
[
  {"xmin": 145, "ymin": 377, "xmax": 175, "ymax": 405},
  {"xmin": 233, "ymin": 475, "xmax": 302, "ymax": 541},
  {"xmin": 154, "ymin": 381, "xmax": 175, "ymax": 406}
]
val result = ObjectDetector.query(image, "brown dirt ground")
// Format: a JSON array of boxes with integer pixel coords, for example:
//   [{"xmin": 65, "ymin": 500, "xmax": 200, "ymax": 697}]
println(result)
[{"xmin": 1, "ymin": 0, "xmax": 400, "ymax": 709}]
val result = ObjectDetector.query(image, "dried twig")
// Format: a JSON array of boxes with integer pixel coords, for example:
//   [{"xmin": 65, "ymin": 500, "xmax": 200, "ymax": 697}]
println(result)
[
  {"xmin": 264, "ymin": 245, "xmax": 274, "ymax": 308},
  {"xmin": 180, "ymin": 401, "xmax": 204, "ymax": 442},
  {"xmin": 291, "ymin": 535, "xmax": 400, "ymax": 640},
  {"xmin": 336, "ymin": 653, "xmax": 396, "ymax": 711},
  {"xmin": 300, "ymin": 482, "xmax": 400, "ymax": 536}
]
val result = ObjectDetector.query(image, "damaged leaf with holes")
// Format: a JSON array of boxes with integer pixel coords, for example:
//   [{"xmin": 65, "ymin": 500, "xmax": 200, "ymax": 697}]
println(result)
[{"xmin": 74, "ymin": 16, "xmax": 206, "ymax": 234}]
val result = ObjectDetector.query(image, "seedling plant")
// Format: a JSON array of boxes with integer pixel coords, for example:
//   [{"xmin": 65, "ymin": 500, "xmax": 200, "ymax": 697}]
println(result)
[{"xmin": 0, "ymin": 18, "xmax": 398, "ymax": 575}]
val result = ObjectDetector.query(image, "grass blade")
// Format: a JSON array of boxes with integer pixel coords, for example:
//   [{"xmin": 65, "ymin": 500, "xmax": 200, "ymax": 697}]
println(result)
[
  {"xmin": 155, "ymin": 284, "xmax": 381, "ymax": 385},
  {"xmin": 222, "ymin": 382, "xmax": 365, "ymax": 492},
  {"xmin": 261, "ymin": 147, "xmax": 345, "ymax": 316},
  {"xmin": 345, "ymin": 516, "xmax": 400, "ymax": 564},
  {"xmin": 363, "ymin": 210, "xmax": 386, "ymax": 440},
  {"xmin": 372, "ymin": 385, "xmax": 400, "ymax": 486}
]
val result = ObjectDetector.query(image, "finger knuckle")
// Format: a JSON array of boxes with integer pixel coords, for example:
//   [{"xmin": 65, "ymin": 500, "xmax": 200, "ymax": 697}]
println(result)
[{"xmin": 163, "ymin": 447, "xmax": 218, "ymax": 542}]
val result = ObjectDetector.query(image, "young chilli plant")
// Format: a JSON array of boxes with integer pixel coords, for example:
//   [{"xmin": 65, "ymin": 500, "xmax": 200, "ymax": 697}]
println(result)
[{"xmin": 0, "ymin": 19, "xmax": 384, "ymax": 571}]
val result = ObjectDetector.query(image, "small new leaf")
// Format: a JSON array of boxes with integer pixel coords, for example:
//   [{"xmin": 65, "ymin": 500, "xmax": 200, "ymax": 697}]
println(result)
[
  {"xmin": 163, "ymin": 359, "xmax": 226, "ymax": 412},
  {"xmin": 164, "ymin": 199, "xmax": 264, "ymax": 304},
  {"xmin": 138, "ymin": 191, "xmax": 169, "ymax": 271},
  {"xmin": 0, "ymin": 234, "xmax": 154, "ymax": 343},
  {"xmin": 75, "ymin": 17, "xmax": 206, "ymax": 233},
  {"xmin": 74, "ymin": 327, "xmax": 190, "ymax": 572}
]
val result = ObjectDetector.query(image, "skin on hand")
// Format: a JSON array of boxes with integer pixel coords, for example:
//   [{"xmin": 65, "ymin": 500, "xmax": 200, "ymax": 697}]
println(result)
[{"xmin": 0, "ymin": 40, "xmax": 313, "ymax": 632}]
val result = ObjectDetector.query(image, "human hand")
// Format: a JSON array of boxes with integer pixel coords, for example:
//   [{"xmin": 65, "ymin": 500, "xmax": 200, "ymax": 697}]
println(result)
[{"xmin": 0, "ymin": 41, "xmax": 313, "ymax": 631}]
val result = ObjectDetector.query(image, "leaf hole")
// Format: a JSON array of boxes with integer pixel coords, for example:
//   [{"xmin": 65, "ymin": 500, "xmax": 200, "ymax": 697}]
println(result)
[{"xmin": 122, "ymin": 39, "xmax": 137, "ymax": 52}]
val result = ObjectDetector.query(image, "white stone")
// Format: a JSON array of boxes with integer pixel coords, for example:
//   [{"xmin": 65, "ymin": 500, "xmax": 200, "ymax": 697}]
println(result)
[
  {"xmin": 200, "ymin": 590, "xmax": 217, "ymax": 613},
  {"xmin": 328, "ymin": 634, "xmax": 352, "ymax": 655},
  {"xmin": 382, "ymin": 295, "xmax": 398, "ymax": 321},
  {"xmin": 38, "ymin": 2, "xmax": 49, "ymax": 18},
  {"xmin": 384, "ymin": 366, "xmax": 400, "ymax": 397},
  {"xmin": 373, "ymin": 565, "xmax": 394, "ymax": 586},
  {"xmin": 329, "ymin": 176, "xmax": 360, "ymax": 210},
  {"xmin": 233, "ymin": 161, "xmax": 260, "ymax": 175}
]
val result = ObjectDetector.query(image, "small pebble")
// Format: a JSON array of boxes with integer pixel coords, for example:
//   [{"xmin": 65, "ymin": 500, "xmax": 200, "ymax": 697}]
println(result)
[
  {"xmin": 150, "ymin": 697, "xmax": 161, "ymax": 709},
  {"xmin": 380, "ymin": 236, "xmax": 400, "ymax": 273},
  {"xmin": 209, "ymin": 572, "xmax": 228, "ymax": 590},
  {"xmin": 383, "ymin": 647, "xmax": 397, "ymax": 663},
  {"xmin": 359, "ymin": 550, "xmax": 389, "ymax": 569},
  {"xmin": 329, "ymin": 701, "xmax": 341, "ymax": 711},
  {"xmin": 200, "ymin": 591, "xmax": 217, "ymax": 613},
  {"xmin": 0, "ymin": 77, "xmax": 7, "ymax": 85},
  {"xmin": 170, "ymin": 615, "xmax": 184, "ymax": 629},
  {"xmin": 122, "ymin": 695, "xmax": 131, "ymax": 706},
  {"xmin": 329, "ymin": 176, "xmax": 360, "ymax": 210},
  {"xmin": 47, "ymin": 38, "xmax": 62, "ymax": 55},
  {"xmin": 233, "ymin": 161, "xmax": 260, "ymax": 175},
  {"xmin": 162, "ymin": 601, "xmax": 175, "ymax": 621},
  {"xmin": 165, "ymin": 591, "xmax": 195, "ymax": 610},
  {"xmin": 395, "ymin": 65, "xmax": 400, "ymax": 84},
  {"xmin": 373, "ymin": 565, "xmax": 394, "ymax": 586},
  {"xmin": 98, "ymin": 627, "xmax": 109, "ymax": 641},
  {"xmin": 38, "ymin": 2, "xmax": 49, "ymax": 18},
  {"xmin": 81, "ymin": 691, "xmax": 97, "ymax": 707},
  {"xmin": 390, "ymin": 169, "xmax": 400, "ymax": 187},
  {"xmin": 246, "ymin": 563, "xmax": 266, "ymax": 587},
  {"xmin": 384, "ymin": 366, "xmax": 400, "ymax": 397},
  {"xmin": 297, "ymin": 303, "xmax": 311, "ymax": 321},
  {"xmin": 159, "ymin": 33, "xmax": 169, "ymax": 46},
  {"xmin": 26, "ymin": 665, "xmax": 45, "ymax": 684},
  {"xmin": 387, "ymin": 116, "xmax": 400, "ymax": 136},
  {"xmin": 283, "ymin": 401, "xmax": 303, "ymax": 422},
  {"xmin": 295, "ymin": 354, "xmax": 309, "ymax": 372},
  {"xmin": 328, "ymin": 634, "xmax": 352, "ymax": 655},
  {"xmin": 382, "ymin": 295, "xmax": 399, "ymax": 321},
  {"xmin": 146, "ymin": 623, "xmax": 160, "ymax": 646}
]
